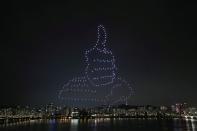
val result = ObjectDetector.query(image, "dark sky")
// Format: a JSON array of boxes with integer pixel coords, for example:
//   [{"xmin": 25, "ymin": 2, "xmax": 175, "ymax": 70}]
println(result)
[{"xmin": 1, "ymin": 1, "xmax": 197, "ymax": 106}]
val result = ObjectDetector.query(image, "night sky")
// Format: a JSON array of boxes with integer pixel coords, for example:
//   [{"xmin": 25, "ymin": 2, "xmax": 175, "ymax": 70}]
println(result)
[{"xmin": 1, "ymin": 1, "xmax": 197, "ymax": 106}]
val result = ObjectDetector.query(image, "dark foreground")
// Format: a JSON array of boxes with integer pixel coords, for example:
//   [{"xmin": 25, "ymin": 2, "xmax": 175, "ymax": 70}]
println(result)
[{"xmin": 0, "ymin": 118, "xmax": 196, "ymax": 131}]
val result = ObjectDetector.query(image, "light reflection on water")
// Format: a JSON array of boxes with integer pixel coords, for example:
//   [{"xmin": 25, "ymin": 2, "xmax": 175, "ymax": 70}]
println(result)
[
  {"xmin": 185, "ymin": 119, "xmax": 196, "ymax": 131},
  {"xmin": 48, "ymin": 119, "xmax": 57, "ymax": 131},
  {"xmin": 191, "ymin": 119, "xmax": 196, "ymax": 131},
  {"xmin": 172, "ymin": 118, "xmax": 197, "ymax": 131},
  {"xmin": 0, "ymin": 118, "xmax": 196, "ymax": 131},
  {"xmin": 70, "ymin": 119, "xmax": 79, "ymax": 131}
]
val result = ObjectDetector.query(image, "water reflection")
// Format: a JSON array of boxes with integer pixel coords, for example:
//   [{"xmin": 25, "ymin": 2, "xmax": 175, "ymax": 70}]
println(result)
[
  {"xmin": 173, "ymin": 119, "xmax": 187, "ymax": 131},
  {"xmin": 185, "ymin": 118, "xmax": 196, "ymax": 131},
  {"xmin": 49, "ymin": 119, "xmax": 57, "ymax": 131},
  {"xmin": 0, "ymin": 118, "xmax": 197, "ymax": 131},
  {"xmin": 70, "ymin": 119, "xmax": 79, "ymax": 131},
  {"xmin": 191, "ymin": 119, "xmax": 196, "ymax": 131}
]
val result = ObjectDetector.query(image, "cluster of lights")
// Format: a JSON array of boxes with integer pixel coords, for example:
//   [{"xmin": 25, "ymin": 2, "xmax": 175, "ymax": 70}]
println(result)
[
  {"xmin": 58, "ymin": 77, "xmax": 105, "ymax": 103},
  {"xmin": 106, "ymin": 77, "xmax": 133, "ymax": 105},
  {"xmin": 84, "ymin": 25, "xmax": 116, "ymax": 87},
  {"xmin": 92, "ymin": 75, "xmax": 113, "ymax": 80},
  {"xmin": 60, "ymin": 97, "xmax": 106, "ymax": 102},
  {"xmin": 64, "ymin": 88, "xmax": 96, "ymax": 93},
  {"xmin": 59, "ymin": 25, "xmax": 133, "ymax": 105},
  {"xmin": 93, "ymin": 67, "xmax": 114, "ymax": 71},
  {"xmin": 93, "ymin": 59, "xmax": 114, "ymax": 63}
]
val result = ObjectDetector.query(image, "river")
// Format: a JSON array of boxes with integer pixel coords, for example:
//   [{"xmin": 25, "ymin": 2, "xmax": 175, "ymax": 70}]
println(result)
[{"xmin": 0, "ymin": 118, "xmax": 196, "ymax": 131}]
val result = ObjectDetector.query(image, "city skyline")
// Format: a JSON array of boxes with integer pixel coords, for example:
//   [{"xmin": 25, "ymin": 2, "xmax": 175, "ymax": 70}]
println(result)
[{"xmin": 1, "ymin": 1, "xmax": 197, "ymax": 107}]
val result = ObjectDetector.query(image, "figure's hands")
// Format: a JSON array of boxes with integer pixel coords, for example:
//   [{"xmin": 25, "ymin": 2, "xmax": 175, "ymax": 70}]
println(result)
[{"xmin": 105, "ymin": 77, "xmax": 133, "ymax": 104}]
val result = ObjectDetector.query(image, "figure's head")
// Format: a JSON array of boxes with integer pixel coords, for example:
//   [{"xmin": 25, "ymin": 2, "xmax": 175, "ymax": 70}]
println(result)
[{"xmin": 85, "ymin": 25, "xmax": 116, "ymax": 86}]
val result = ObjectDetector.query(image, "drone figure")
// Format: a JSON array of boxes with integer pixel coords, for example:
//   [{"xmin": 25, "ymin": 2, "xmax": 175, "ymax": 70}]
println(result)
[{"xmin": 59, "ymin": 25, "xmax": 133, "ymax": 106}]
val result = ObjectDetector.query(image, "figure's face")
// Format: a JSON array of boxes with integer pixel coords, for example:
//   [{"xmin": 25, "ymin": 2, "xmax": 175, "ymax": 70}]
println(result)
[{"xmin": 85, "ymin": 48, "xmax": 116, "ymax": 86}]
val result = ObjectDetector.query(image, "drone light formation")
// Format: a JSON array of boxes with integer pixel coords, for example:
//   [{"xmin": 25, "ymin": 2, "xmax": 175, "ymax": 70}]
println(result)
[
  {"xmin": 59, "ymin": 25, "xmax": 133, "ymax": 107},
  {"xmin": 85, "ymin": 25, "xmax": 116, "ymax": 87}
]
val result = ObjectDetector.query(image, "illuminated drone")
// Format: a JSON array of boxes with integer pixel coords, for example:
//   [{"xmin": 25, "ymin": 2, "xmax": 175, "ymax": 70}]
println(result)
[{"xmin": 59, "ymin": 25, "xmax": 133, "ymax": 106}]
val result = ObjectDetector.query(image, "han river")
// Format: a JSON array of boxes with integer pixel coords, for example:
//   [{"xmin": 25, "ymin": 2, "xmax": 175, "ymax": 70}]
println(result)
[{"xmin": 0, "ymin": 118, "xmax": 196, "ymax": 131}]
